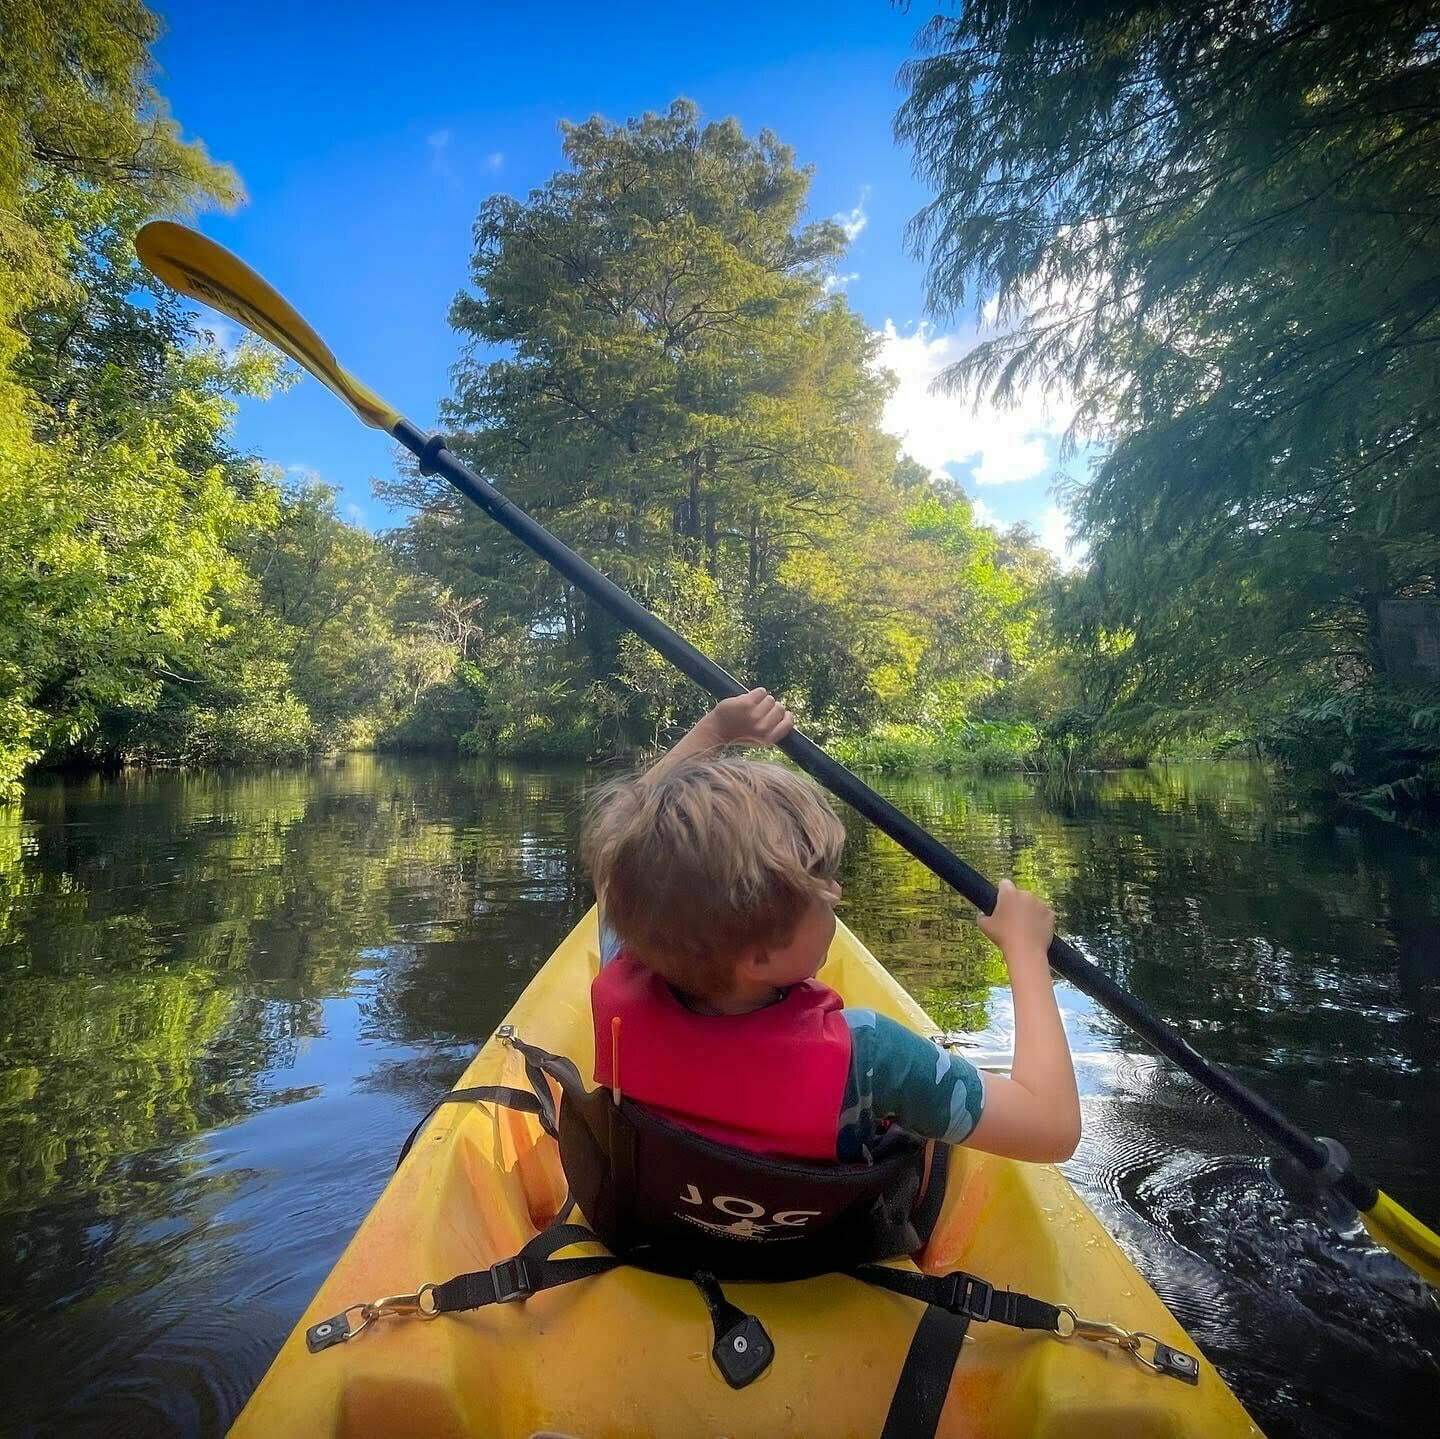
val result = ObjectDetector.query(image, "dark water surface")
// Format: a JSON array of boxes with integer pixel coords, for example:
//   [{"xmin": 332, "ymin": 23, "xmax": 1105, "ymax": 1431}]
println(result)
[{"xmin": 3, "ymin": 756, "xmax": 1437, "ymax": 1437}]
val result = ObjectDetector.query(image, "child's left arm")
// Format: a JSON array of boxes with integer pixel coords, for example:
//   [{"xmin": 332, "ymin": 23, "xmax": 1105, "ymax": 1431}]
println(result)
[{"xmin": 644, "ymin": 688, "xmax": 794, "ymax": 783}]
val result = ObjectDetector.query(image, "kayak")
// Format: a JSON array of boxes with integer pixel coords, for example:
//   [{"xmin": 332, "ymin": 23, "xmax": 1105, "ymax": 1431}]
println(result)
[{"xmin": 231, "ymin": 909, "xmax": 1262, "ymax": 1437}]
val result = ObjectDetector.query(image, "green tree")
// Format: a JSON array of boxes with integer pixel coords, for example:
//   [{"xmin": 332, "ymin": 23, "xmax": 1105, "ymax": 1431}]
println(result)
[
  {"xmin": 0, "ymin": 0, "xmax": 287, "ymax": 795},
  {"xmin": 898, "ymin": 2, "xmax": 1440, "ymax": 801},
  {"xmin": 389, "ymin": 99, "xmax": 890, "ymax": 747},
  {"xmin": 0, "ymin": 0, "xmax": 237, "ymax": 416},
  {"xmin": 390, "ymin": 99, "xmax": 1041, "ymax": 756},
  {"xmin": 243, "ymin": 482, "xmax": 435, "ymax": 749},
  {"xmin": 101, "ymin": 480, "xmax": 464, "ymax": 764}
]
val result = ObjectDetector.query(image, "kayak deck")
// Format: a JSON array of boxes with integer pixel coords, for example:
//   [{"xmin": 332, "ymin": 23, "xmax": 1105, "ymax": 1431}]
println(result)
[{"xmin": 231, "ymin": 911, "xmax": 1261, "ymax": 1437}]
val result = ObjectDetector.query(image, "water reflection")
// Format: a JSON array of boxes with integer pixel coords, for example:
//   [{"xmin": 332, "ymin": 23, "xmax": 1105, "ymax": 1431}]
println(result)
[{"xmin": 1, "ymin": 757, "xmax": 1437, "ymax": 1437}]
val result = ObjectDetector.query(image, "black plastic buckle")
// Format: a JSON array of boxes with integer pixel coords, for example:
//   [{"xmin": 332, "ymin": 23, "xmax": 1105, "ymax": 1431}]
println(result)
[
  {"xmin": 489, "ymin": 1257, "xmax": 533, "ymax": 1304},
  {"xmin": 940, "ymin": 1273, "xmax": 993, "ymax": 1321}
]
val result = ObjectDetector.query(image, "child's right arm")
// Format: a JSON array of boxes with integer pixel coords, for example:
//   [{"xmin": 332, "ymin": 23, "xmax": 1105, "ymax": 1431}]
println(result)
[
  {"xmin": 842, "ymin": 881, "xmax": 1080, "ymax": 1165},
  {"xmin": 966, "ymin": 880, "xmax": 1081, "ymax": 1163}
]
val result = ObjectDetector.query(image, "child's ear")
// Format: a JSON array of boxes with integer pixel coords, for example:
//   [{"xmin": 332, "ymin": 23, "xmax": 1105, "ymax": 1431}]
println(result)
[{"xmin": 735, "ymin": 946, "xmax": 772, "ymax": 978}]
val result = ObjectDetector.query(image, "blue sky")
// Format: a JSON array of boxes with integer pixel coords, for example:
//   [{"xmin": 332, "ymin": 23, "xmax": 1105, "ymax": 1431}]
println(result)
[{"xmin": 153, "ymin": 0, "xmax": 1080, "ymax": 559}]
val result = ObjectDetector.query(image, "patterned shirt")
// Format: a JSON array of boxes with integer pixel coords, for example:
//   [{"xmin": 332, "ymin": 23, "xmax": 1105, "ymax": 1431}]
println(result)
[{"xmin": 836, "ymin": 1008, "xmax": 985, "ymax": 1160}]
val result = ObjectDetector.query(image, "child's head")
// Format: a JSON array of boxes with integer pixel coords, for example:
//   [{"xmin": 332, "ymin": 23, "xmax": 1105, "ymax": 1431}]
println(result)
[{"xmin": 583, "ymin": 757, "xmax": 846, "ymax": 1003}]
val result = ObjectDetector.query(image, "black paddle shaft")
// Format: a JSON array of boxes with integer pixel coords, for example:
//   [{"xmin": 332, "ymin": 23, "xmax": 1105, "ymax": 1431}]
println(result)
[{"xmin": 396, "ymin": 420, "xmax": 1371, "ymax": 1208}]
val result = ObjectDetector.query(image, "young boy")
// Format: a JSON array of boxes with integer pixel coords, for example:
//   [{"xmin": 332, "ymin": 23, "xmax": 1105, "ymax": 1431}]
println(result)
[{"xmin": 583, "ymin": 689, "xmax": 1081, "ymax": 1166}]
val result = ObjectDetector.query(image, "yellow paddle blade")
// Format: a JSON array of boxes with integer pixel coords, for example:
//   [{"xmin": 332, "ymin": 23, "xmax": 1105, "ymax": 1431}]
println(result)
[
  {"xmin": 135, "ymin": 221, "xmax": 400, "ymax": 431},
  {"xmin": 1361, "ymin": 1189, "xmax": 1440, "ymax": 1287}
]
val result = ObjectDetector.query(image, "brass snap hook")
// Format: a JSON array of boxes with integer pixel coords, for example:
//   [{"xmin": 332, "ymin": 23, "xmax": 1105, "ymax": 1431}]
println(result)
[
  {"xmin": 365, "ymin": 1283, "xmax": 440, "ymax": 1321},
  {"xmin": 1055, "ymin": 1307, "xmax": 1174, "ymax": 1374},
  {"xmin": 1055, "ymin": 1305, "xmax": 1136, "ymax": 1346}
]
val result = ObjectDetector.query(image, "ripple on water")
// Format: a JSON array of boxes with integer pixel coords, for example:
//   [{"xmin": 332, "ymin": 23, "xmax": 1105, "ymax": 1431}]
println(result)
[{"xmin": 1068, "ymin": 1089, "xmax": 1440, "ymax": 1439}]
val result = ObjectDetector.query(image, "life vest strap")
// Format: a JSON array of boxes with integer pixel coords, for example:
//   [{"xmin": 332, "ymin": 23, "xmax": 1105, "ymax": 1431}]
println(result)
[{"xmin": 394, "ymin": 1081, "xmax": 558, "ymax": 1169}]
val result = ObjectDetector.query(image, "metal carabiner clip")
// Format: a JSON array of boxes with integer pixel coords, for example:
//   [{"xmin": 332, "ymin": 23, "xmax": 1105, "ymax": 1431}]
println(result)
[
  {"xmin": 306, "ymin": 1284, "xmax": 440, "ymax": 1354},
  {"xmin": 1055, "ymin": 1305, "xmax": 1138, "ymax": 1347},
  {"xmin": 1054, "ymin": 1306, "xmax": 1194, "ymax": 1381},
  {"xmin": 366, "ymin": 1283, "xmax": 440, "ymax": 1320}
]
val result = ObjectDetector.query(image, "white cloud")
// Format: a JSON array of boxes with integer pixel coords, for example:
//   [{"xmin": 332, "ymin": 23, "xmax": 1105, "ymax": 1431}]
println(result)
[
  {"xmin": 876, "ymin": 320, "xmax": 1072, "ymax": 488},
  {"xmin": 969, "ymin": 495, "xmax": 999, "ymax": 528},
  {"xmin": 485, "ymin": 150, "xmax": 505, "ymax": 171},
  {"xmin": 426, "ymin": 129, "xmax": 452, "ymax": 172},
  {"xmin": 822, "ymin": 271, "xmax": 859, "ymax": 294},
  {"xmin": 834, "ymin": 191, "xmax": 868, "ymax": 243},
  {"xmin": 966, "ymin": 494, "xmax": 1083, "ymax": 566},
  {"xmin": 1036, "ymin": 503, "xmax": 1086, "ymax": 569},
  {"xmin": 191, "ymin": 316, "xmax": 244, "ymax": 359}
]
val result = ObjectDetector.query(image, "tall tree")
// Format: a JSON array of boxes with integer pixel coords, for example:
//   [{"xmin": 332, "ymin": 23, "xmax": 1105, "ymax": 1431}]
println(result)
[
  {"xmin": 0, "ymin": 0, "xmax": 237, "ymax": 431},
  {"xmin": 0, "ymin": 2, "xmax": 286, "ymax": 795},
  {"xmin": 389, "ymin": 99, "xmax": 991, "ymax": 752},
  {"xmin": 898, "ymin": 2, "xmax": 1440, "ymax": 796}
]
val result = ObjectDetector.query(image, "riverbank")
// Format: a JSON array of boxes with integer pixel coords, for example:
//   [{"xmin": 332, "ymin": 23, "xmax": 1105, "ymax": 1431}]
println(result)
[
  {"xmin": 826, "ymin": 718, "xmax": 1195, "ymax": 777},
  {"xmin": 21, "ymin": 714, "xmax": 1439, "ymax": 827}
]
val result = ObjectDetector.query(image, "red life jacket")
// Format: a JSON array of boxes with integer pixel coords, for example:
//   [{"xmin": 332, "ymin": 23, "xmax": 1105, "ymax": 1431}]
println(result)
[{"xmin": 591, "ymin": 954, "xmax": 853, "ymax": 1161}]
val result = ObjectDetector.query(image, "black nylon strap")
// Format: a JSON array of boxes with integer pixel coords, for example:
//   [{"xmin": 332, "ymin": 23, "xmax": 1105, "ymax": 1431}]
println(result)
[
  {"xmin": 521, "ymin": 1057, "xmax": 560, "ymax": 1137},
  {"xmin": 879, "ymin": 1303, "xmax": 971, "ymax": 1439},
  {"xmin": 431, "ymin": 1223, "xmax": 620, "ymax": 1314},
  {"xmin": 507, "ymin": 1032, "xmax": 586, "ymax": 1103},
  {"xmin": 691, "ymin": 1268, "xmax": 748, "ymax": 1336},
  {"xmin": 853, "ymin": 1264, "xmax": 1062, "ymax": 1333},
  {"xmin": 432, "ymin": 1253, "xmax": 620, "ymax": 1312},
  {"xmin": 523, "ymin": 1222, "xmax": 612, "ymax": 1261},
  {"xmin": 396, "ymin": 1084, "xmax": 550, "ymax": 1168},
  {"xmin": 395, "ymin": 1030, "xmax": 573, "ymax": 1171}
]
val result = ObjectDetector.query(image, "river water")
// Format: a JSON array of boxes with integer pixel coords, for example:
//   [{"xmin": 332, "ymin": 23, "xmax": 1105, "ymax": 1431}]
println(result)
[{"xmin": 2, "ymin": 756, "xmax": 1437, "ymax": 1437}]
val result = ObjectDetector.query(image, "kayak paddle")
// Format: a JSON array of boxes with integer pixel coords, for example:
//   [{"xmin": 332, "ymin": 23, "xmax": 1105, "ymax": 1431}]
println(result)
[{"xmin": 135, "ymin": 219, "xmax": 1440, "ymax": 1288}]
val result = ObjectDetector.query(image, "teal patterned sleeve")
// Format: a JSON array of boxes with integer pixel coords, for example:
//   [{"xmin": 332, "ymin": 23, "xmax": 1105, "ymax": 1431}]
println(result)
[
  {"xmin": 598, "ymin": 916, "xmax": 623, "ymax": 967},
  {"xmin": 837, "ymin": 1008, "xmax": 986, "ymax": 1160}
]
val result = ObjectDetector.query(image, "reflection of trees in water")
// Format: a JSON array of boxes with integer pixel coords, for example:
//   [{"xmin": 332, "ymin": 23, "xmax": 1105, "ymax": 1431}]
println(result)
[
  {"xmin": 848, "ymin": 760, "xmax": 1440, "ymax": 1425},
  {"xmin": 846, "ymin": 761, "xmax": 1439, "ymax": 1216},
  {"xmin": 857, "ymin": 763, "xmax": 1437, "ymax": 1061},
  {"xmin": 0, "ymin": 756, "xmax": 591, "ymax": 1230}
]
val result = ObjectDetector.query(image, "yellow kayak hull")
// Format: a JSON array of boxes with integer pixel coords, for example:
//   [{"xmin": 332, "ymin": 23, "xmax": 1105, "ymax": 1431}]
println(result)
[{"xmin": 232, "ymin": 910, "xmax": 1262, "ymax": 1437}]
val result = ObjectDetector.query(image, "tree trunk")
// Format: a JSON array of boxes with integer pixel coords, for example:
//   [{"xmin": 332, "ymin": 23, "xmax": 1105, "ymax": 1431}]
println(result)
[
  {"xmin": 687, "ymin": 458, "xmax": 702, "ymax": 565},
  {"xmin": 702, "ymin": 445, "xmax": 720, "ymax": 575}
]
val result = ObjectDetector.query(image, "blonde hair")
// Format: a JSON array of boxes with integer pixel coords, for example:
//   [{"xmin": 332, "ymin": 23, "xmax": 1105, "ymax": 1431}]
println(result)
[{"xmin": 583, "ymin": 757, "xmax": 846, "ymax": 1000}]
